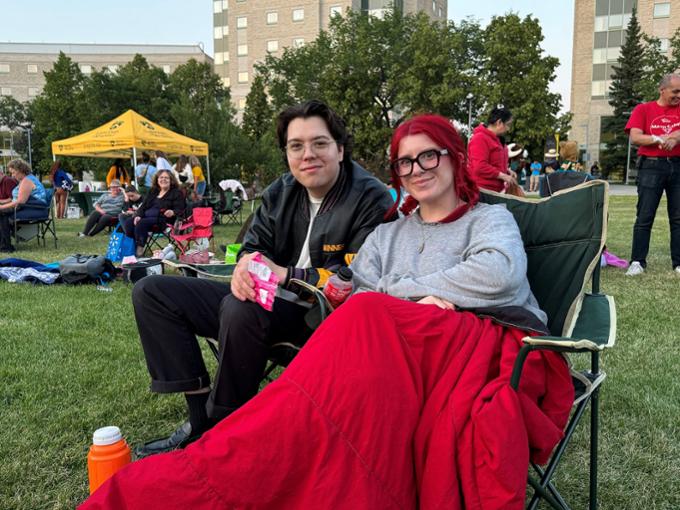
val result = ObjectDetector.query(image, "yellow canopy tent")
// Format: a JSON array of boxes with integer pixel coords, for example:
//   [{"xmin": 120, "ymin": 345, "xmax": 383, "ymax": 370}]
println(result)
[{"xmin": 51, "ymin": 109, "xmax": 211, "ymax": 184}]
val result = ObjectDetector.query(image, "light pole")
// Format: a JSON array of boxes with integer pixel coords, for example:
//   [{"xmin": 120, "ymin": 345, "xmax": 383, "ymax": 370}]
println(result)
[
  {"xmin": 19, "ymin": 122, "xmax": 32, "ymax": 168},
  {"xmin": 466, "ymin": 93, "xmax": 474, "ymax": 138},
  {"xmin": 624, "ymin": 111, "xmax": 633, "ymax": 185}
]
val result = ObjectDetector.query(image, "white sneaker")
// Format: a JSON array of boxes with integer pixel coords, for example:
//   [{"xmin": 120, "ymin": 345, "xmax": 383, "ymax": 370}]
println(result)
[
  {"xmin": 674, "ymin": 266, "xmax": 680, "ymax": 275},
  {"xmin": 626, "ymin": 261, "xmax": 644, "ymax": 276}
]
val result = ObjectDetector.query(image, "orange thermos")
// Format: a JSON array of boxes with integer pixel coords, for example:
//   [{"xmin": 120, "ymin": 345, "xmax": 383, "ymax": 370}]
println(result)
[{"xmin": 87, "ymin": 426, "xmax": 131, "ymax": 494}]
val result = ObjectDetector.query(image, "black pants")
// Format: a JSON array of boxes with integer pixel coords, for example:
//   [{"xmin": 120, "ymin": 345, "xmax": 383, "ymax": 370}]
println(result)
[
  {"xmin": 0, "ymin": 210, "xmax": 13, "ymax": 250},
  {"xmin": 132, "ymin": 275, "xmax": 311, "ymax": 421},
  {"xmin": 83, "ymin": 211, "xmax": 115, "ymax": 236},
  {"xmin": 631, "ymin": 158, "xmax": 680, "ymax": 268}
]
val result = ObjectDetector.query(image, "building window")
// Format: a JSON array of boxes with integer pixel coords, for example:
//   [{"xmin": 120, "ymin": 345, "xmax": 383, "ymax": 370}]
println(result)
[
  {"xmin": 0, "ymin": 87, "xmax": 11, "ymax": 96},
  {"xmin": 222, "ymin": 77, "xmax": 231, "ymax": 88},
  {"xmin": 654, "ymin": 3, "xmax": 671, "ymax": 18},
  {"xmin": 106, "ymin": 65, "xmax": 119, "ymax": 73},
  {"xmin": 267, "ymin": 11, "xmax": 278, "ymax": 24},
  {"xmin": 214, "ymin": 26, "xmax": 223, "ymax": 39},
  {"xmin": 330, "ymin": 5, "xmax": 342, "ymax": 17},
  {"xmin": 80, "ymin": 64, "xmax": 92, "ymax": 75},
  {"xmin": 0, "ymin": 64, "xmax": 9, "ymax": 73},
  {"xmin": 236, "ymin": 16, "xmax": 247, "ymax": 29},
  {"xmin": 593, "ymin": 48, "xmax": 607, "ymax": 64},
  {"xmin": 223, "ymin": 25, "xmax": 229, "ymax": 36},
  {"xmin": 591, "ymin": 81, "xmax": 606, "ymax": 97},
  {"xmin": 594, "ymin": 31, "xmax": 607, "ymax": 48},
  {"xmin": 432, "ymin": 1, "xmax": 436, "ymax": 12},
  {"xmin": 222, "ymin": 0, "xmax": 229, "ymax": 8},
  {"xmin": 267, "ymin": 40, "xmax": 279, "ymax": 53},
  {"xmin": 213, "ymin": 0, "xmax": 222, "ymax": 13},
  {"xmin": 592, "ymin": 63, "xmax": 607, "ymax": 81},
  {"xmin": 660, "ymin": 38, "xmax": 670, "ymax": 52},
  {"xmin": 594, "ymin": 15, "xmax": 608, "ymax": 31},
  {"xmin": 27, "ymin": 64, "xmax": 38, "ymax": 74},
  {"xmin": 238, "ymin": 98, "xmax": 247, "ymax": 109},
  {"xmin": 607, "ymin": 47, "xmax": 621, "ymax": 61},
  {"xmin": 292, "ymin": 8, "xmax": 304, "ymax": 22},
  {"xmin": 237, "ymin": 44, "xmax": 248, "ymax": 56},
  {"xmin": 293, "ymin": 38, "xmax": 305, "ymax": 48},
  {"xmin": 215, "ymin": 52, "xmax": 224, "ymax": 65},
  {"xmin": 238, "ymin": 71, "xmax": 249, "ymax": 83},
  {"xmin": 28, "ymin": 87, "xmax": 39, "ymax": 97},
  {"xmin": 163, "ymin": 65, "xmax": 171, "ymax": 74},
  {"xmin": 224, "ymin": 51, "xmax": 230, "ymax": 62},
  {"xmin": 608, "ymin": 30, "xmax": 623, "ymax": 47}
]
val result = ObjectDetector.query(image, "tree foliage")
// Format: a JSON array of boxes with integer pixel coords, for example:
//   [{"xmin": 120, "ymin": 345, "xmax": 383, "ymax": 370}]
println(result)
[
  {"xmin": 604, "ymin": 8, "xmax": 646, "ymax": 177},
  {"xmin": 257, "ymin": 10, "xmax": 567, "ymax": 175}
]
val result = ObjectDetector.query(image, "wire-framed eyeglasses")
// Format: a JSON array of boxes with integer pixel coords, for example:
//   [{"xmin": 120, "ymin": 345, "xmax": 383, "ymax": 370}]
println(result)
[
  {"xmin": 285, "ymin": 138, "xmax": 337, "ymax": 159},
  {"xmin": 391, "ymin": 149, "xmax": 449, "ymax": 177}
]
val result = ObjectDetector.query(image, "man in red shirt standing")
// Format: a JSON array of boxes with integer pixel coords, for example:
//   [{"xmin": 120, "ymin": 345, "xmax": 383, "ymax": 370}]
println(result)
[
  {"xmin": 625, "ymin": 73, "xmax": 680, "ymax": 276},
  {"xmin": 468, "ymin": 106, "xmax": 516, "ymax": 192}
]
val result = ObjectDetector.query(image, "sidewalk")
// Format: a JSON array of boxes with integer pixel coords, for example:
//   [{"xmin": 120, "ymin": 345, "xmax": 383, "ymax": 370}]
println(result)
[{"xmin": 608, "ymin": 183, "xmax": 637, "ymax": 196}]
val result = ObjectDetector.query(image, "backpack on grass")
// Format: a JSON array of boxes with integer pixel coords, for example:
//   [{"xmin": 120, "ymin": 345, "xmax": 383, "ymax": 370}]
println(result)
[{"xmin": 59, "ymin": 254, "xmax": 116, "ymax": 285}]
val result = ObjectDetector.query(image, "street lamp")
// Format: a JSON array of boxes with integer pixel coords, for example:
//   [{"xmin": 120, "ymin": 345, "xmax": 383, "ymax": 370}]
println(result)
[
  {"xmin": 466, "ymin": 93, "xmax": 474, "ymax": 139},
  {"xmin": 624, "ymin": 111, "xmax": 633, "ymax": 185},
  {"xmin": 19, "ymin": 122, "xmax": 32, "ymax": 168}
]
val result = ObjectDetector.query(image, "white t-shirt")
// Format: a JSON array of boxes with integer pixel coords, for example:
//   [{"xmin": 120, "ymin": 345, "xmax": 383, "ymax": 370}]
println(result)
[{"xmin": 295, "ymin": 194, "xmax": 324, "ymax": 269}]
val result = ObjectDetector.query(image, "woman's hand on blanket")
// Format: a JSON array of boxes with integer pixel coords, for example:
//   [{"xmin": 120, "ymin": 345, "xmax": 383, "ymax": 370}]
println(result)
[{"xmin": 417, "ymin": 296, "xmax": 455, "ymax": 310}]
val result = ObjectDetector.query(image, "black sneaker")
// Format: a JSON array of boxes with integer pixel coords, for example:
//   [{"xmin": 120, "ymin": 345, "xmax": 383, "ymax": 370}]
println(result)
[{"xmin": 133, "ymin": 421, "xmax": 202, "ymax": 459}]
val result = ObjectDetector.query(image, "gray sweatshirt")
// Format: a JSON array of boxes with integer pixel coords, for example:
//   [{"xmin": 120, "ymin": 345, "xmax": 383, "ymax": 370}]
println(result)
[
  {"xmin": 350, "ymin": 202, "xmax": 547, "ymax": 324},
  {"xmin": 94, "ymin": 193, "xmax": 126, "ymax": 215}
]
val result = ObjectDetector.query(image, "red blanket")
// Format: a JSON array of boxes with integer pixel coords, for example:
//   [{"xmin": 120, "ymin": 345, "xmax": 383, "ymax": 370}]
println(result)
[{"xmin": 82, "ymin": 292, "xmax": 573, "ymax": 509}]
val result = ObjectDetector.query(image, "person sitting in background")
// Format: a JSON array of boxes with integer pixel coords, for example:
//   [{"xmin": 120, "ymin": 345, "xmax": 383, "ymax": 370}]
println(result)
[
  {"xmin": 49, "ymin": 160, "xmax": 73, "ymax": 219},
  {"xmin": 78, "ymin": 179, "xmax": 125, "ymax": 237},
  {"xmin": 0, "ymin": 159, "xmax": 47, "ymax": 253},
  {"xmin": 122, "ymin": 169, "xmax": 185, "ymax": 257},
  {"xmin": 134, "ymin": 152, "xmax": 156, "ymax": 195},
  {"xmin": 118, "ymin": 185, "xmax": 144, "ymax": 227},
  {"xmin": 189, "ymin": 155, "xmax": 206, "ymax": 201},
  {"xmin": 81, "ymin": 114, "xmax": 572, "ymax": 510},
  {"xmin": 529, "ymin": 160, "xmax": 542, "ymax": 192},
  {"xmin": 106, "ymin": 159, "xmax": 131, "ymax": 187},
  {"xmin": 0, "ymin": 169, "xmax": 17, "ymax": 203}
]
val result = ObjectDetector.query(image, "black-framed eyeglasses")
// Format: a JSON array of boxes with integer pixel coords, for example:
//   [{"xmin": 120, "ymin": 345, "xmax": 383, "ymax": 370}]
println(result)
[{"xmin": 391, "ymin": 148, "xmax": 449, "ymax": 177}]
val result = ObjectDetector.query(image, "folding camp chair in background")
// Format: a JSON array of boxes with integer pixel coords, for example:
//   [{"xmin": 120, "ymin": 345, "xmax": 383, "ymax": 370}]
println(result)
[
  {"xmin": 170, "ymin": 207, "xmax": 214, "ymax": 260},
  {"xmin": 210, "ymin": 188, "xmax": 242, "ymax": 225},
  {"xmin": 12, "ymin": 187, "xmax": 58, "ymax": 249},
  {"xmin": 480, "ymin": 180, "xmax": 615, "ymax": 510}
]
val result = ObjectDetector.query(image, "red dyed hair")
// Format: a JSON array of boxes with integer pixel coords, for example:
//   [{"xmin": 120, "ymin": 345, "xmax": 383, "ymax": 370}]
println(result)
[{"xmin": 386, "ymin": 114, "xmax": 479, "ymax": 222}]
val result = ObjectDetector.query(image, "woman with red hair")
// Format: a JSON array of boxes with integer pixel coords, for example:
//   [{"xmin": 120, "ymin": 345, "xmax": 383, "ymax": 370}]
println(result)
[{"xmin": 82, "ymin": 115, "xmax": 572, "ymax": 510}]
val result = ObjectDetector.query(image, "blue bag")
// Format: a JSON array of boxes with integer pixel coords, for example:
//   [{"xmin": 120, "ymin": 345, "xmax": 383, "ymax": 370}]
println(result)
[{"xmin": 106, "ymin": 222, "xmax": 135, "ymax": 263}]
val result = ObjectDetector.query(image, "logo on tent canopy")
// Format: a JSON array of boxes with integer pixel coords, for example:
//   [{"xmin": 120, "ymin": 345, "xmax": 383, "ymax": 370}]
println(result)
[
  {"xmin": 110, "ymin": 121, "xmax": 124, "ymax": 130},
  {"xmin": 140, "ymin": 120, "xmax": 156, "ymax": 130}
]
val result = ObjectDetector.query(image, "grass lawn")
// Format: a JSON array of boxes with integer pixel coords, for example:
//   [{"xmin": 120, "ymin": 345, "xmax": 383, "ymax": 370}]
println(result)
[{"xmin": 1, "ymin": 196, "xmax": 679, "ymax": 509}]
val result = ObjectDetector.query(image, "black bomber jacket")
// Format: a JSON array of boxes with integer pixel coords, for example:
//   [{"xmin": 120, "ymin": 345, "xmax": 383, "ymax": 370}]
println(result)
[{"xmin": 240, "ymin": 161, "xmax": 393, "ymax": 289}]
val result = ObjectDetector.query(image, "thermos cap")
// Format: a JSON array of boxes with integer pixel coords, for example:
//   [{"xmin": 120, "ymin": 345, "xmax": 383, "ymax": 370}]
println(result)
[{"xmin": 93, "ymin": 426, "xmax": 123, "ymax": 446}]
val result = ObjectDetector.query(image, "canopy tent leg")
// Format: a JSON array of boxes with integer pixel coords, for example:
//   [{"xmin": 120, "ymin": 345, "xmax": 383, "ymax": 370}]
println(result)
[
  {"xmin": 206, "ymin": 152, "xmax": 211, "ymax": 187},
  {"xmin": 132, "ymin": 148, "xmax": 138, "ymax": 188}
]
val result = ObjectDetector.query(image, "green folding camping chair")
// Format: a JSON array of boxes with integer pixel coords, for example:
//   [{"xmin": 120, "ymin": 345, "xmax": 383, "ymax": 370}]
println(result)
[{"xmin": 480, "ymin": 180, "xmax": 615, "ymax": 510}]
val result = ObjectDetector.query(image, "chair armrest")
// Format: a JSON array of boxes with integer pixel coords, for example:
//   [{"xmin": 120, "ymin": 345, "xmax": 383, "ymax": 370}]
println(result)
[{"xmin": 287, "ymin": 278, "xmax": 332, "ymax": 322}]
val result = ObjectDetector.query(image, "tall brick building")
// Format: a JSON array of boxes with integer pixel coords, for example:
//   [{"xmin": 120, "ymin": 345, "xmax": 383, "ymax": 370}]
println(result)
[
  {"xmin": 570, "ymin": 0, "xmax": 680, "ymax": 167},
  {"xmin": 212, "ymin": 0, "xmax": 447, "ymax": 110}
]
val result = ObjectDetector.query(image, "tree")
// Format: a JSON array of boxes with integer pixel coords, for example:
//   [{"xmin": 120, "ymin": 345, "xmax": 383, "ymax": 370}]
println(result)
[
  {"xmin": 242, "ymin": 74, "xmax": 275, "ymax": 140},
  {"xmin": 0, "ymin": 96, "xmax": 26, "ymax": 129},
  {"xmin": 79, "ymin": 54, "xmax": 172, "ymax": 131},
  {"xmin": 29, "ymin": 52, "xmax": 85, "ymax": 175},
  {"xmin": 481, "ymin": 13, "xmax": 566, "ymax": 159},
  {"xmin": 603, "ymin": 7, "xmax": 645, "ymax": 178}
]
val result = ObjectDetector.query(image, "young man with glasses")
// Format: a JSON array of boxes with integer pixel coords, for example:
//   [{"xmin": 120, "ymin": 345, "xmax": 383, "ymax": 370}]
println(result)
[{"xmin": 132, "ymin": 100, "xmax": 393, "ymax": 457}]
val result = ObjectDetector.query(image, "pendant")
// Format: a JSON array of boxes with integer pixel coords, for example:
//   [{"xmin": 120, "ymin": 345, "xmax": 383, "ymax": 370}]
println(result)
[{"xmin": 418, "ymin": 241, "xmax": 424, "ymax": 253}]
